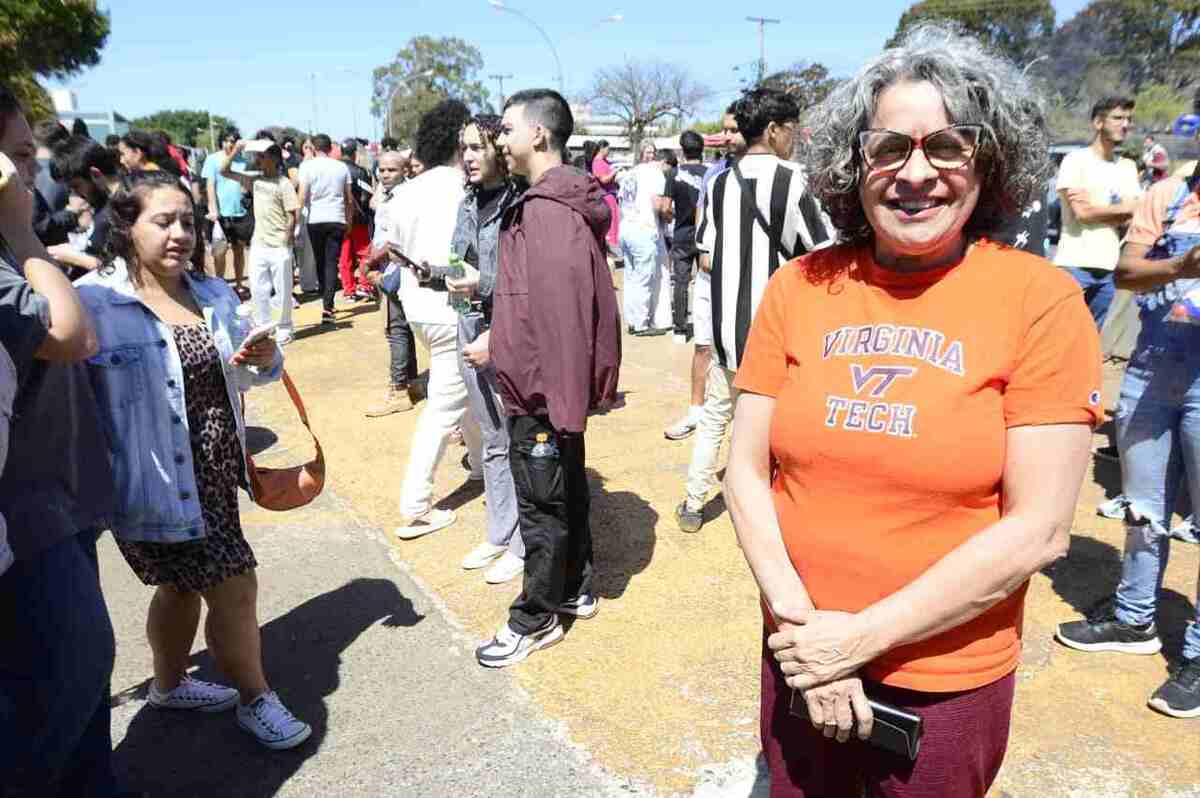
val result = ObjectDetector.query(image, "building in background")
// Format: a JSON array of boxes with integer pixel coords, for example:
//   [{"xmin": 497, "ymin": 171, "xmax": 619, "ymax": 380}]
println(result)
[{"xmin": 51, "ymin": 89, "xmax": 129, "ymax": 141}]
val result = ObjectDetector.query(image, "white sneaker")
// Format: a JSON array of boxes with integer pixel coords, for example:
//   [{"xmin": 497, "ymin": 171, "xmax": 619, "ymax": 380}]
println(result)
[
  {"xmin": 484, "ymin": 551, "xmax": 524, "ymax": 584},
  {"xmin": 148, "ymin": 675, "xmax": 239, "ymax": 713},
  {"xmin": 664, "ymin": 409, "xmax": 702, "ymax": 441},
  {"xmin": 558, "ymin": 593, "xmax": 600, "ymax": 619},
  {"xmin": 394, "ymin": 508, "xmax": 456, "ymax": 540},
  {"xmin": 672, "ymin": 333, "xmax": 688, "ymax": 344},
  {"xmin": 236, "ymin": 691, "xmax": 312, "ymax": 750},
  {"xmin": 462, "ymin": 542, "xmax": 506, "ymax": 570},
  {"xmin": 475, "ymin": 616, "xmax": 563, "ymax": 668}
]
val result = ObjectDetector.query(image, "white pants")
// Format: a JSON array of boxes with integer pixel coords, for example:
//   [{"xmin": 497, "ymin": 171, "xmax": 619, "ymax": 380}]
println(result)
[
  {"xmin": 685, "ymin": 364, "xmax": 738, "ymax": 510},
  {"xmin": 248, "ymin": 244, "xmax": 294, "ymax": 335},
  {"xmin": 398, "ymin": 322, "xmax": 482, "ymax": 519},
  {"xmin": 651, "ymin": 238, "xmax": 673, "ymax": 330},
  {"xmin": 295, "ymin": 207, "xmax": 320, "ymax": 292}
]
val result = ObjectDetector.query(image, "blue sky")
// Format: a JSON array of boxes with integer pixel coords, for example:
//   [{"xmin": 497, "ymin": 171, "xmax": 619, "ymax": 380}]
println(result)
[{"xmin": 55, "ymin": 0, "xmax": 1093, "ymax": 142}]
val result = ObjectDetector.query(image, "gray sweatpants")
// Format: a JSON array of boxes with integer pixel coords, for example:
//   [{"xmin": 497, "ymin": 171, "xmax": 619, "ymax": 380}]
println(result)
[{"xmin": 457, "ymin": 312, "xmax": 524, "ymax": 556}]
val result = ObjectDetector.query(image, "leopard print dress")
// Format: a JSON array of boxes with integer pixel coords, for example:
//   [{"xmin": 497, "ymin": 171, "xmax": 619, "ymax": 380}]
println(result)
[{"xmin": 115, "ymin": 321, "xmax": 256, "ymax": 592}]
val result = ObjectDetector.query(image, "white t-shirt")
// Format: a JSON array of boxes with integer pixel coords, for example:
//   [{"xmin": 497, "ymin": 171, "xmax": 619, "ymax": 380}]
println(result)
[
  {"xmin": 618, "ymin": 163, "xmax": 666, "ymax": 231},
  {"xmin": 298, "ymin": 156, "xmax": 351, "ymax": 225},
  {"xmin": 387, "ymin": 166, "xmax": 466, "ymax": 325},
  {"xmin": 1053, "ymin": 147, "xmax": 1142, "ymax": 271}
]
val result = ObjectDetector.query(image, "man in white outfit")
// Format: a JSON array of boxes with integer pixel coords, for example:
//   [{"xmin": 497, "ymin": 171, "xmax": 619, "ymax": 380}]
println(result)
[{"xmin": 389, "ymin": 100, "xmax": 482, "ymax": 539}]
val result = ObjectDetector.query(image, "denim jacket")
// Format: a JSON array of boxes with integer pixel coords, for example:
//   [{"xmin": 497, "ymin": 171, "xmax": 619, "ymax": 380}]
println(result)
[
  {"xmin": 450, "ymin": 182, "xmax": 517, "ymax": 302},
  {"xmin": 76, "ymin": 261, "xmax": 283, "ymax": 543}
]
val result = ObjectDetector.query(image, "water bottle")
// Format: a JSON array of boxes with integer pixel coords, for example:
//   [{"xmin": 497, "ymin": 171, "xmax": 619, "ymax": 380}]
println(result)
[
  {"xmin": 530, "ymin": 432, "xmax": 558, "ymax": 459},
  {"xmin": 447, "ymin": 251, "xmax": 473, "ymax": 314}
]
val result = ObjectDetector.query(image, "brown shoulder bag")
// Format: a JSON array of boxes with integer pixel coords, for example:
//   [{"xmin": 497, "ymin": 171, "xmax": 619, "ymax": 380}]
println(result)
[{"xmin": 245, "ymin": 370, "xmax": 325, "ymax": 510}]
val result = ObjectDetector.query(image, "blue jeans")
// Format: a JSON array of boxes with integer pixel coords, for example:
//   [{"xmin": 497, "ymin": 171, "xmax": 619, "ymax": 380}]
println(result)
[
  {"xmin": 1063, "ymin": 267, "xmax": 1116, "ymax": 329},
  {"xmin": 1113, "ymin": 323, "xmax": 1200, "ymax": 661},
  {"xmin": 620, "ymin": 226, "xmax": 660, "ymax": 331},
  {"xmin": 0, "ymin": 529, "xmax": 117, "ymax": 797}
]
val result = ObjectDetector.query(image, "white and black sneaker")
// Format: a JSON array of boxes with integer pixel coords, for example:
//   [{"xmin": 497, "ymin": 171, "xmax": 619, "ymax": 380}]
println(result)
[
  {"xmin": 1055, "ymin": 600, "xmax": 1162, "ymax": 655},
  {"xmin": 558, "ymin": 593, "xmax": 599, "ymax": 619},
  {"xmin": 1148, "ymin": 658, "xmax": 1200, "ymax": 718},
  {"xmin": 236, "ymin": 691, "xmax": 312, "ymax": 750},
  {"xmin": 148, "ymin": 676, "xmax": 239, "ymax": 713},
  {"xmin": 475, "ymin": 616, "xmax": 563, "ymax": 668}
]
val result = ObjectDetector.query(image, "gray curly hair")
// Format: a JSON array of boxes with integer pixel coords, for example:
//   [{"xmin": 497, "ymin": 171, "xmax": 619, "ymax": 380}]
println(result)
[{"xmin": 804, "ymin": 23, "xmax": 1050, "ymax": 246}]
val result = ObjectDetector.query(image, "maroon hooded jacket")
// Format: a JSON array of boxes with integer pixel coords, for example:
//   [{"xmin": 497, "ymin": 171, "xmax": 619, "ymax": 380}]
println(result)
[{"xmin": 490, "ymin": 165, "xmax": 622, "ymax": 433}]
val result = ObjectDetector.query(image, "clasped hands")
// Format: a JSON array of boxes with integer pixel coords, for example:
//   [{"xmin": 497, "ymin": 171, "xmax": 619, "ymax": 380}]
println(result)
[{"xmin": 768, "ymin": 607, "xmax": 882, "ymax": 744}]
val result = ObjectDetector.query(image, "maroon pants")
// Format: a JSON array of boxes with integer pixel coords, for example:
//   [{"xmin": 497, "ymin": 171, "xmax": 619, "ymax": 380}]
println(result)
[{"xmin": 760, "ymin": 633, "xmax": 1015, "ymax": 798}]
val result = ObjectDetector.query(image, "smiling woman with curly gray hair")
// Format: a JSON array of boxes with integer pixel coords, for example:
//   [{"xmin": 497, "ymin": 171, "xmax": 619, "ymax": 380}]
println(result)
[
  {"xmin": 805, "ymin": 23, "xmax": 1051, "ymax": 251},
  {"xmin": 723, "ymin": 24, "xmax": 1104, "ymax": 795}
]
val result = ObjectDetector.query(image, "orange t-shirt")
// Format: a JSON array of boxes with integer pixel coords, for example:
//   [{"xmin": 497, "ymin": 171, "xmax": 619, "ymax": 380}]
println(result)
[
  {"xmin": 1126, "ymin": 176, "xmax": 1200, "ymax": 247},
  {"xmin": 734, "ymin": 240, "xmax": 1102, "ymax": 693}
]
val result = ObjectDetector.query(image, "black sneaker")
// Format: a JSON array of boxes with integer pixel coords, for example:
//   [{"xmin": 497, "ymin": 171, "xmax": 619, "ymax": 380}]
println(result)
[
  {"xmin": 1148, "ymin": 658, "xmax": 1200, "ymax": 718},
  {"xmin": 675, "ymin": 500, "xmax": 703, "ymax": 533},
  {"xmin": 1055, "ymin": 600, "xmax": 1162, "ymax": 655}
]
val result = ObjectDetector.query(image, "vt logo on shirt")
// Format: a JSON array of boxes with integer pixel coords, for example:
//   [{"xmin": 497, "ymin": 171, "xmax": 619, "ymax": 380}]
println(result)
[{"xmin": 820, "ymin": 324, "xmax": 966, "ymax": 439}]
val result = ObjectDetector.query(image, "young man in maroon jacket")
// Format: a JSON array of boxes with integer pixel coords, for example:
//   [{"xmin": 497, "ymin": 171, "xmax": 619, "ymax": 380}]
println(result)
[{"xmin": 475, "ymin": 88, "xmax": 621, "ymax": 668}]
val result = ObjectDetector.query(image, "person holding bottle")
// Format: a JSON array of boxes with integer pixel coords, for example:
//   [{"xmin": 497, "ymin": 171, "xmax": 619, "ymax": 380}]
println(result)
[
  {"xmin": 76, "ymin": 170, "xmax": 311, "ymax": 750},
  {"xmin": 450, "ymin": 114, "xmax": 525, "ymax": 585}
]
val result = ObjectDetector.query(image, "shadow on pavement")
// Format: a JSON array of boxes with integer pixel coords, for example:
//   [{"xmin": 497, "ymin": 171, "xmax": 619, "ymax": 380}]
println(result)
[
  {"xmin": 113, "ymin": 577, "xmax": 423, "ymax": 798},
  {"xmin": 244, "ymin": 426, "xmax": 279, "ymax": 457},
  {"xmin": 1044, "ymin": 534, "xmax": 1197, "ymax": 664},
  {"xmin": 587, "ymin": 468, "xmax": 657, "ymax": 600}
]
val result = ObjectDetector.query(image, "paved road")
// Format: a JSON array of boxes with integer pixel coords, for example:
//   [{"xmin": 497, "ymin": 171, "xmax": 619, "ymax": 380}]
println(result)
[{"xmin": 104, "ymin": 488, "xmax": 650, "ymax": 797}]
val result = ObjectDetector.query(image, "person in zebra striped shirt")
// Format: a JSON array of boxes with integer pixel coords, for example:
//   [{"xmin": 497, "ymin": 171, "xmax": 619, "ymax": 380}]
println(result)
[{"xmin": 675, "ymin": 87, "xmax": 832, "ymax": 533}]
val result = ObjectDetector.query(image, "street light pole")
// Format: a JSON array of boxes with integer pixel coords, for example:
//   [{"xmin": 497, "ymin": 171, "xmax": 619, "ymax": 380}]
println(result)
[
  {"xmin": 746, "ymin": 16, "xmax": 780, "ymax": 84},
  {"xmin": 488, "ymin": 1, "xmax": 565, "ymax": 93}
]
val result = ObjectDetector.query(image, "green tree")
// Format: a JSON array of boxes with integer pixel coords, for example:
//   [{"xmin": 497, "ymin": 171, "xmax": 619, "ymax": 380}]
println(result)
[
  {"xmin": 1081, "ymin": 0, "xmax": 1200, "ymax": 90},
  {"xmin": 761, "ymin": 62, "xmax": 843, "ymax": 116},
  {"xmin": 1135, "ymin": 83, "xmax": 1191, "ymax": 131},
  {"xmin": 130, "ymin": 110, "xmax": 238, "ymax": 149},
  {"xmin": 370, "ymin": 36, "xmax": 490, "ymax": 145},
  {"xmin": 888, "ymin": 0, "xmax": 1055, "ymax": 66},
  {"xmin": 1, "ymin": 0, "xmax": 111, "ymax": 123}
]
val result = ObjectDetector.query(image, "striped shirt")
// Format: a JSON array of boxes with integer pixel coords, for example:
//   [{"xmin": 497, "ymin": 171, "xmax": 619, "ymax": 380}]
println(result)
[{"xmin": 697, "ymin": 152, "xmax": 832, "ymax": 371}]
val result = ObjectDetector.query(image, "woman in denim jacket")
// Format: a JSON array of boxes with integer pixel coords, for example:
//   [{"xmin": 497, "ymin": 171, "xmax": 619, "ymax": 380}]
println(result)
[
  {"xmin": 1057, "ymin": 171, "xmax": 1200, "ymax": 719},
  {"xmin": 76, "ymin": 171, "xmax": 311, "ymax": 749}
]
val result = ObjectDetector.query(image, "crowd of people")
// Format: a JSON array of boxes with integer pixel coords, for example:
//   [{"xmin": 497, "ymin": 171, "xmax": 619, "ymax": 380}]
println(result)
[{"xmin": 1, "ymin": 19, "xmax": 1198, "ymax": 798}]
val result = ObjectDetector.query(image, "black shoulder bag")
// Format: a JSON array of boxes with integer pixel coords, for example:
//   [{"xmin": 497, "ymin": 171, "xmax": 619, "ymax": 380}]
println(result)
[{"xmin": 731, "ymin": 161, "xmax": 793, "ymax": 261}]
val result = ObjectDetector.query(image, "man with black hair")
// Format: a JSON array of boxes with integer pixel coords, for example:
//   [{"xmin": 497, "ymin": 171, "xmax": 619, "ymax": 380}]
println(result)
[
  {"xmin": 1053, "ymin": 95, "xmax": 1142, "ymax": 328},
  {"xmin": 660, "ymin": 130, "xmax": 710, "ymax": 441},
  {"xmin": 46, "ymin": 135, "xmax": 122, "ymax": 276},
  {"xmin": 202, "ymin": 127, "xmax": 252, "ymax": 295},
  {"xmin": 476, "ymin": 88, "xmax": 621, "ymax": 668},
  {"xmin": 675, "ymin": 87, "xmax": 831, "ymax": 534},
  {"xmin": 338, "ymin": 137, "xmax": 375, "ymax": 301},
  {"xmin": 31, "ymin": 120, "xmax": 81, "ymax": 247},
  {"xmin": 298, "ymin": 133, "xmax": 352, "ymax": 323},
  {"xmin": 391, "ymin": 99, "xmax": 482, "ymax": 541}
]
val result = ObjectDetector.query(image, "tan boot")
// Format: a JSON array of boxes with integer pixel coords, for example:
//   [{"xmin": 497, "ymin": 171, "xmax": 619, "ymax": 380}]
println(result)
[{"xmin": 365, "ymin": 385, "xmax": 414, "ymax": 417}]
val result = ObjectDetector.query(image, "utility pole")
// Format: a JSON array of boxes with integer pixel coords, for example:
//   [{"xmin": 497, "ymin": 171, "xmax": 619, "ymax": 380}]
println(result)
[
  {"xmin": 309, "ymin": 72, "xmax": 319, "ymax": 134},
  {"xmin": 489, "ymin": 73, "xmax": 514, "ymax": 108},
  {"xmin": 746, "ymin": 16, "xmax": 780, "ymax": 85}
]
